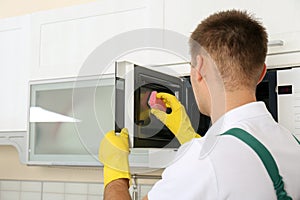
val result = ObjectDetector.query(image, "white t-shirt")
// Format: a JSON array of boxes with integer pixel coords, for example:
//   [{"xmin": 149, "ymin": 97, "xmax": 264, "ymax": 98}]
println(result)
[{"xmin": 148, "ymin": 102, "xmax": 300, "ymax": 200}]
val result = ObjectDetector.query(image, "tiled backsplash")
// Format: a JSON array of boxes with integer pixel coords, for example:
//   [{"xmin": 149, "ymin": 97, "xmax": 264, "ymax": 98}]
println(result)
[{"xmin": 0, "ymin": 180, "xmax": 153, "ymax": 200}]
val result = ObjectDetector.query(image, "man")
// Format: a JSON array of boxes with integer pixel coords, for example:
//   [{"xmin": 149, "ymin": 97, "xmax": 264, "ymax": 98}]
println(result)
[{"xmin": 99, "ymin": 10, "xmax": 300, "ymax": 199}]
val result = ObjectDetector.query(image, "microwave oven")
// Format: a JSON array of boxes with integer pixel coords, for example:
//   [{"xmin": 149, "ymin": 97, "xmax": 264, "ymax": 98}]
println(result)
[
  {"xmin": 115, "ymin": 61, "xmax": 210, "ymax": 168},
  {"xmin": 115, "ymin": 62, "xmax": 210, "ymax": 148}
]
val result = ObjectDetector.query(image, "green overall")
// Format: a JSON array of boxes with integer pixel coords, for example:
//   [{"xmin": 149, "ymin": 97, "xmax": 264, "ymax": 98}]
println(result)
[{"xmin": 221, "ymin": 128, "xmax": 298, "ymax": 200}]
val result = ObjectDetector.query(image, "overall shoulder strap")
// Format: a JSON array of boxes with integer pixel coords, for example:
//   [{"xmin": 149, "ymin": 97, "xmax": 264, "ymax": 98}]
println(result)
[
  {"xmin": 221, "ymin": 128, "xmax": 292, "ymax": 200},
  {"xmin": 292, "ymin": 135, "xmax": 300, "ymax": 145}
]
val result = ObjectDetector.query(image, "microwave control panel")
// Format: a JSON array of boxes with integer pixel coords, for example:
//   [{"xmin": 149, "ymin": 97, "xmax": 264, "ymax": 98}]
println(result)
[{"xmin": 277, "ymin": 67, "xmax": 300, "ymax": 140}]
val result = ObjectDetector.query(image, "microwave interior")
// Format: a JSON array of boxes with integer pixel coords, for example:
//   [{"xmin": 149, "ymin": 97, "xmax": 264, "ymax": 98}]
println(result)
[
  {"xmin": 134, "ymin": 82, "xmax": 180, "ymax": 148},
  {"xmin": 134, "ymin": 66, "xmax": 184, "ymax": 148}
]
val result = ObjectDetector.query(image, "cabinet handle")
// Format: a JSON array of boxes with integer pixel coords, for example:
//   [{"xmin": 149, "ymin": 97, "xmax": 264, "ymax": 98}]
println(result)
[{"xmin": 268, "ymin": 40, "xmax": 284, "ymax": 47}]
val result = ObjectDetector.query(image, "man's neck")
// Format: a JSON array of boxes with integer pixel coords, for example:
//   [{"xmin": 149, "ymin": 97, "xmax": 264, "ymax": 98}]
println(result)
[{"xmin": 210, "ymin": 89, "xmax": 256, "ymax": 123}]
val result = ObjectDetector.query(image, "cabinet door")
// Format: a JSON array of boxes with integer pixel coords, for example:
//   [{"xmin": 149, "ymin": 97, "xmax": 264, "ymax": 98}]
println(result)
[
  {"xmin": 165, "ymin": 0, "xmax": 300, "ymax": 36},
  {"xmin": 0, "ymin": 16, "xmax": 30, "ymax": 131},
  {"xmin": 266, "ymin": 31, "xmax": 300, "ymax": 68},
  {"xmin": 164, "ymin": 0, "xmax": 300, "ymax": 67},
  {"xmin": 28, "ymin": 75, "xmax": 114, "ymax": 165},
  {"xmin": 30, "ymin": 0, "xmax": 164, "ymax": 80}
]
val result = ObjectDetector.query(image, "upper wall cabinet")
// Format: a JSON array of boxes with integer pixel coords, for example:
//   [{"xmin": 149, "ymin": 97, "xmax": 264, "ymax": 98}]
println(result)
[
  {"xmin": 266, "ymin": 31, "xmax": 300, "ymax": 68},
  {"xmin": 30, "ymin": 0, "xmax": 164, "ymax": 80},
  {"xmin": 164, "ymin": 0, "xmax": 300, "ymax": 37},
  {"xmin": 28, "ymin": 75, "xmax": 115, "ymax": 165},
  {"xmin": 0, "ymin": 16, "xmax": 30, "ymax": 131},
  {"xmin": 164, "ymin": 0, "xmax": 300, "ymax": 68}
]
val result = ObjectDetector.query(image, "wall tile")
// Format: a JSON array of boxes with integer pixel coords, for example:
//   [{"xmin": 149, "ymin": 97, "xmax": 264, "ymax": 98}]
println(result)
[
  {"xmin": 21, "ymin": 181, "xmax": 42, "ymax": 192},
  {"xmin": 0, "ymin": 180, "xmax": 155, "ymax": 200},
  {"xmin": 43, "ymin": 192, "xmax": 64, "ymax": 200},
  {"xmin": 65, "ymin": 194, "xmax": 87, "ymax": 200},
  {"xmin": 88, "ymin": 194, "xmax": 102, "ymax": 200},
  {"xmin": 65, "ymin": 182, "xmax": 88, "ymax": 195},
  {"xmin": 43, "ymin": 182, "xmax": 64, "ymax": 193},
  {"xmin": 0, "ymin": 191, "xmax": 20, "ymax": 200},
  {"xmin": 1, "ymin": 180, "xmax": 21, "ymax": 191},
  {"xmin": 87, "ymin": 183, "xmax": 103, "ymax": 195},
  {"xmin": 20, "ymin": 191, "xmax": 41, "ymax": 200}
]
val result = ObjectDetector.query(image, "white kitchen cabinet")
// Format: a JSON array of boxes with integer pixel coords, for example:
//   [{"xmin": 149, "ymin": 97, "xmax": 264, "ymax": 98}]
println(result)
[
  {"xmin": 0, "ymin": 15, "xmax": 30, "ymax": 131},
  {"xmin": 28, "ymin": 74, "xmax": 115, "ymax": 165},
  {"xmin": 0, "ymin": 0, "xmax": 165, "ymax": 165},
  {"xmin": 266, "ymin": 31, "xmax": 300, "ymax": 68},
  {"xmin": 164, "ymin": 0, "xmax": 300, "ymax": 67},
  {"xmin": 30, "ymin": 0, "xmax": 164, "ymax": 80},
  {"xmin": 164, "ymin": 0, "xmax": 300, "ymax": 37},
  {"xmin": 0, "ymin": 15, "xmax": 30, "ymax": 164}
]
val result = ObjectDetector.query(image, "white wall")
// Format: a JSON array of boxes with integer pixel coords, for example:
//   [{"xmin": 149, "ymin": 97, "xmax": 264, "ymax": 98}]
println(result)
[{"xmin": 0, "ymin": 0, "xmax": 97, "ymax": 19}]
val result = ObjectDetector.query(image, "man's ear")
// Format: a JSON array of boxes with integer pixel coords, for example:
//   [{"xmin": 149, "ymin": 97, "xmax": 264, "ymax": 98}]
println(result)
[
  {"xmin": 195, "ymin": 55, "xmax": 204, "ymax": 81},
  {"xmin": 257, "ymin": 63, "xmax": 267, "ymax": 84}
]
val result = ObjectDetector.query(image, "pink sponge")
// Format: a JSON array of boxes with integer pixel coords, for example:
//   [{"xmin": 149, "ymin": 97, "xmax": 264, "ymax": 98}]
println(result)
[{"xmin": 148, "ymin": 91, "xmax": 167, "ymax": 112}]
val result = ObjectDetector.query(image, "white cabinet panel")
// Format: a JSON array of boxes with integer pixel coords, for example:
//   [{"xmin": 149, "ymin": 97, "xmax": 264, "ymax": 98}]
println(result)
[
  {"xmin": 165, "ymin": 0, "xmax": 300, "ymax": 68},
  {"xmin": 0, "ymin": 16, "xmax": 30, "ymax": 131},
  {"xmin": 28, "ymin": 75, "xmax": 114, "ymax": 165},
  {"xmin": 164, "ymin": 0, "xmax": 300, "ymax": 37},
  {"xmin": 266, "ymin": 32, "xmax": 300, "ymax": 68},
  {"xmin": 164, "ymin": 0, "xmax": 260, "ymax": 37},
  {"xmin": 30, "ymin": 0, "xmax": 164, "ymax": 80}
]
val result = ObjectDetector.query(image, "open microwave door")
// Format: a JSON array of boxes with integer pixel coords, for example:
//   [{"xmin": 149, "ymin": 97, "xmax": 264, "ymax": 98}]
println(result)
[
  {"xmin": 115, "ymin": 61, "xmax": 186, "ymax": 148},
  {"xmin": 115, "ymin": 61, "xmax": 203, "ymax": 168}
]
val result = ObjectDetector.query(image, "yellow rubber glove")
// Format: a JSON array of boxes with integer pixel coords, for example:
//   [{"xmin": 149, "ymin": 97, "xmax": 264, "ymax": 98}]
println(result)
[
  {"xmin": 151, "ymin": 92, "xmax": 201, "ymax": 144},
  {"xmin": 98, "ymin": 128, "xmax": 130, "ymax": 187}
]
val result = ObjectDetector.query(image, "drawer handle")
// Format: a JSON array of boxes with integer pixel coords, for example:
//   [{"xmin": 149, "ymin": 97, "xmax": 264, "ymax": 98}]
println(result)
[{"xmin": 268, "ymin": 40, "xmax": 284, "ymax": 47}]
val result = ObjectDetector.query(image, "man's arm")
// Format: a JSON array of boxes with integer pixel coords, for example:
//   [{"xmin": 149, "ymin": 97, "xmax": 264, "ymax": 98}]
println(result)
[
  {"xmin": 104, "ymin": 179, "xmax": 131, "ymax": 200},
  {"xmin": 98, "ymin": 129, "xmax": 132, "ymax": 199}
]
